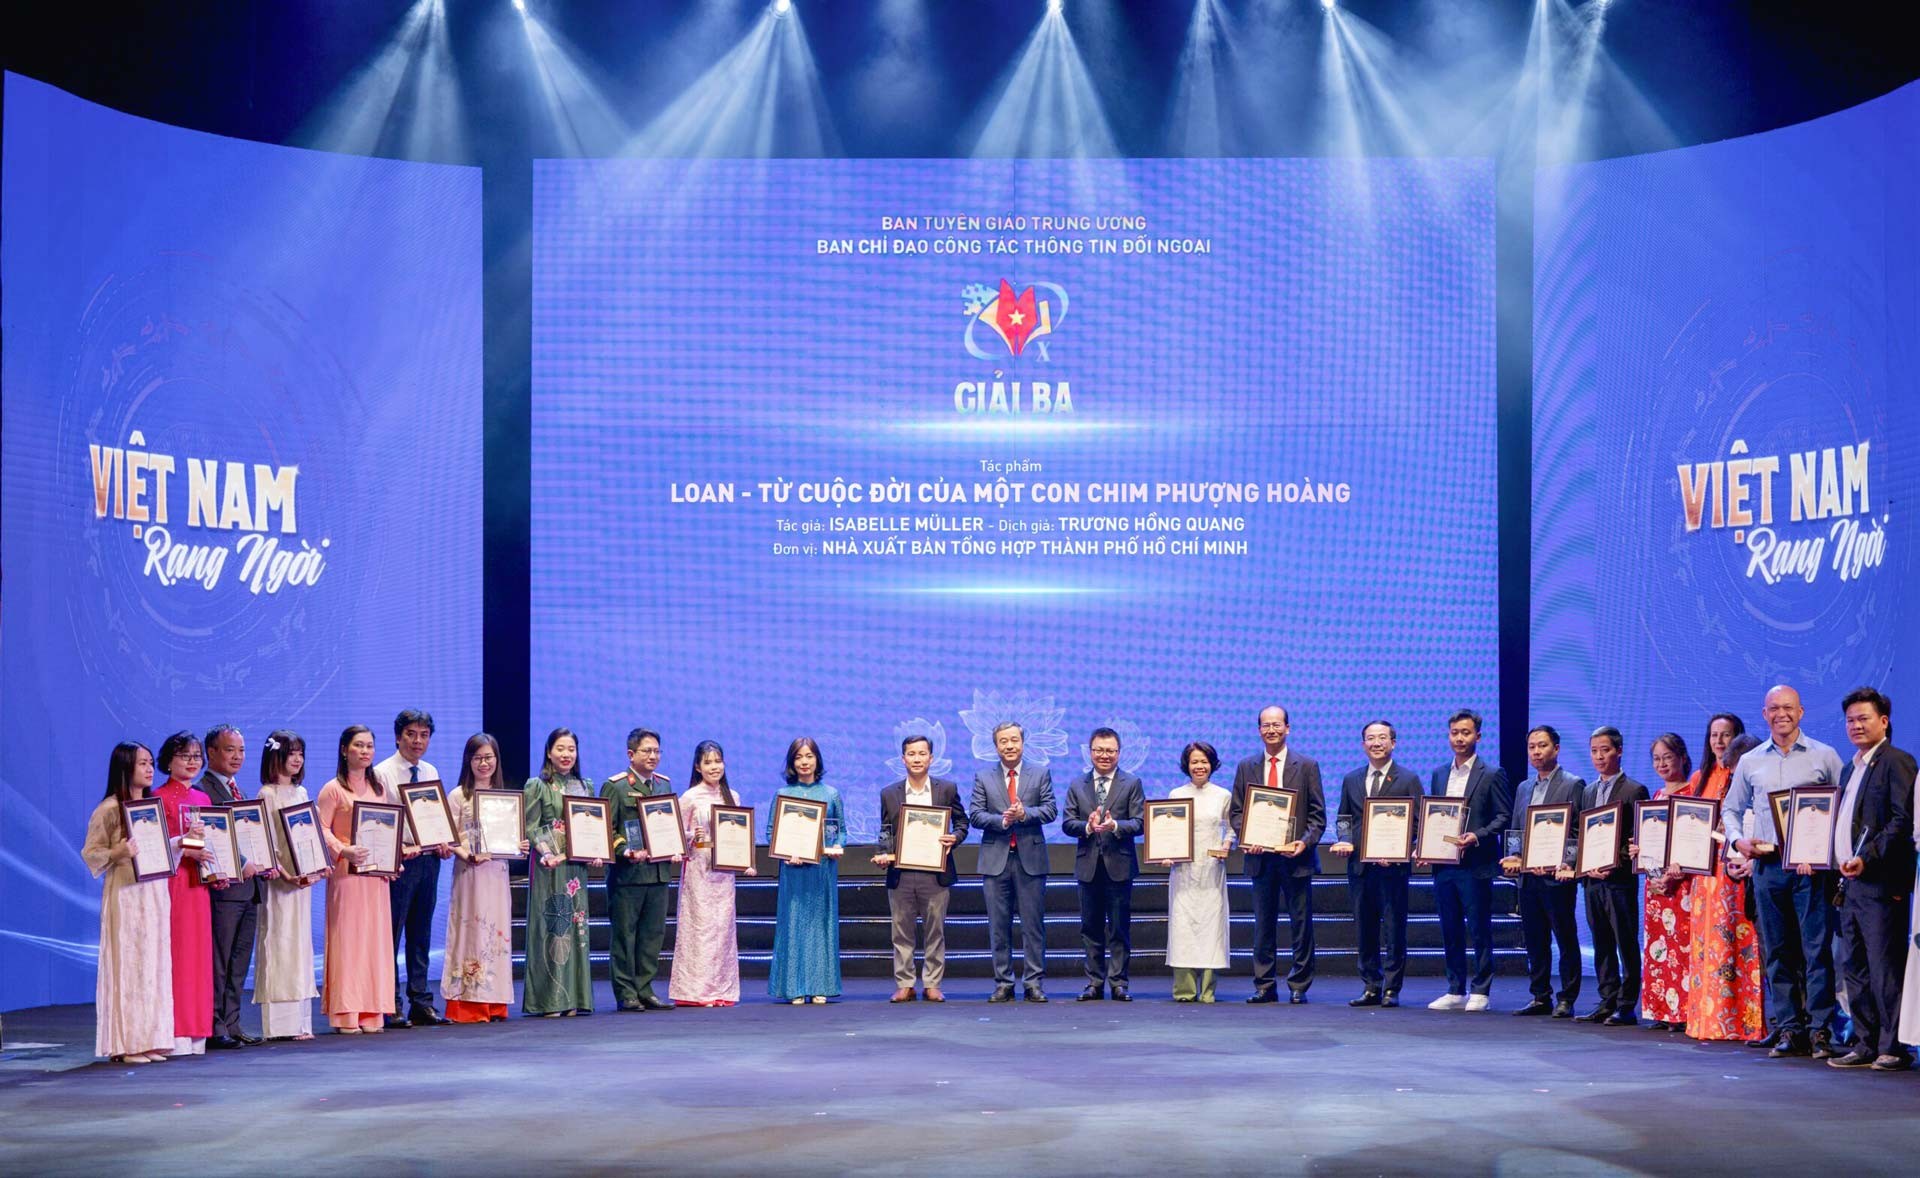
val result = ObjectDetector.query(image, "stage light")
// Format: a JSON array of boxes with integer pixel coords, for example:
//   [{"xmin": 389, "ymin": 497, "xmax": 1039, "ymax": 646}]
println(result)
[
  {"xmin": 1047, "ymin": 0, "xmax": 1064, "ymax": 14},
  {"xmin": 513, "ymin": 0, "xmax": 527, "ymax": 13},
  {"xmin": 1320, "ymin": 0, "xmax": 1335, "ymax": 10},
  {"xmin": 774, "ymin": 0, "xmax": 792, "ymax": 14}
]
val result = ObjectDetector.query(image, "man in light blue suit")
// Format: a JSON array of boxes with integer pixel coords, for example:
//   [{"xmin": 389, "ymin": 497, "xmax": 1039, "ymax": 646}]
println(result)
[{"xmin": 971, "ymin": 722, "xmax": 1057, "ymax": 1003}]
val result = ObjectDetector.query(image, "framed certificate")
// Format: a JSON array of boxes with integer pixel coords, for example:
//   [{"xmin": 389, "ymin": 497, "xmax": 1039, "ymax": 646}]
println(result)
[
  {"xmin": 350, "ymin": 801, "xmax": 405, "ymax": 875},
  {"xmin": 1759, "ymin": 789, "xmax": 1793, "ymax": 855},
  {"xmin": 895, "ymin": 804, "xmax": 950, "ymax": 873},
  {"xmin": 1416, "ymin": 797, "xmax": 1467, "ymax": 865},
  {"xmin": 1522, "ymin": 804, "xmax": 1573, "ymax": 871},
  {"xmin": 276, "ymin": 801, "xmax": 329, "ymax": 877},
  {"xmin": 710, "ymin": 805, "xmax": 756, "ymax": 872},
  {"xmin": 770, "ymin": 795, "xmax": 828, "ymax": 864},
  {"xmin": 401, "ymin": 781, "xmax": 458, "ymax": 849},
  {"xmin": 121, "ymin": 797, "xmax": 174, "ymax": 882},
  {"xmin": 228, "ymin": 800, "xmax": 275, "ymax": 876},
  {"xmin": 639, "ymin": 795, "xmax": 687, "ymax": 860},
  {"xmin": 565, "ymin": 797, "xmax": 614, "ymax": 862},
  {"xmin": 1784, "ymin": 786, "xmax": 1838, "ymax": 870},
  {"xmin": 1634, "ymin": 800, "xmax": 1672, "ymax": 874},
  {"xmin": 1360, "ymin": 798, "xmax": 1414, "ymax": 864},
  {"xmin": 1669, "ymin": 797, "xmax": 1721, "ymax": 876},
  {"xmin": 195, "ymin": 806, "xmax": 240, "ymax": 883},
  {"xmin": 1143, "ymin": 798, "xmax": 1195, "ymax": 864},
  {"xmin": 473, "ymin": 789, "xmax": 527, "ymax": 858},
  {"xmin": 1578, "ymin": 804, "xmax": 1625, "ymax": 876},
  {"xmin": 1239, "ymin": 786, "xmax": 1297, "ymax": 851}
]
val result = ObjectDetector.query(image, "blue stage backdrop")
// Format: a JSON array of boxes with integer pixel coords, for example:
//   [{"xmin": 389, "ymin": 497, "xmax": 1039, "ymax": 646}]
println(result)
[
  {"xmin": 0, "ymin": 75, "xmax": 483, "ymax": 1011},
  {"xmin": 532, "ymin": 158, "xmax": 1498, "ymax": 838},
  {"xmin": 1532, "ymin": 81, "xmax": 1920, "ymax": 768}
]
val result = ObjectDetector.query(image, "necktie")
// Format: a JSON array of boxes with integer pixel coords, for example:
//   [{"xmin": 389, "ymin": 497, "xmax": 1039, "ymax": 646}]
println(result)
[
  {"xmin": 1007, "ymin": 768, "xmax": 1018, "ymax": 848},
  {"xmin": 1095, "ymin": 776, "xmax": 1110, "ymax": 806},
  {"xmin": 1267, "ymin": 756, "xmax": 1279, "ymax": 789},
  {"xmin": 1368, "ymin": 770, "xmax": 1381, "ymax": 798},
  {"xmin": 410, "ymin": 763, "xmax": 420, "ymax": 784}
]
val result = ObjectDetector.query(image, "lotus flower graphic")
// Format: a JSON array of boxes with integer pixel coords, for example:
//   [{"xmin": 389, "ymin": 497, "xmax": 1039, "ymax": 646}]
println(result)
[
  {"xmin": 959, "ymin": 690, "xmax": 1070, "ymax": 766},
  {"xmin": 885, "ymin": 718, "xmax": 955, "ymax": 780},
  {"xmin": 1080, "ymin": 718, "xmax": 1150, "ymax": 774}
]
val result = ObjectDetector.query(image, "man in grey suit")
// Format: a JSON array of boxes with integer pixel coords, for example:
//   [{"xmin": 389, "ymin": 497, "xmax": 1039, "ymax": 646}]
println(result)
[
  {"xmin": 1329, "ymin": 720, "xmax": 1424, "ymax": 1007},
  {"xmin": 1062, "ymin": 727, "xmax": 1144, "ymax": 1002},
  {"xmin": 200, "ymin": 724, "xmax": 264, "ymax": 1048},
  {"xmin": 970, "ymin": 722, "xmax": 1057, "ymax": 1002},
  {"xmin": 873, "ymin": 734, "xmax": 970, "ymax": 1003},
  {"xmin": 1229, "ymin": 706, "xmax": 1327, "ymax": 1003},
  {"xmin": 1503, "ymin": 725, "xmax": 1587, "ymax": 1018},
  {"xmin": 1577, "ymin": 726, "xmax": 1649, "ymax": 1025}
]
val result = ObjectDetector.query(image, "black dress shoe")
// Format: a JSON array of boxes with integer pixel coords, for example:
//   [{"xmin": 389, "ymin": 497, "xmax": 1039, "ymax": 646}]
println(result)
[
  {"xmin": 234, "ymin": 1032, "xmax": 263, "ymax": 1046},
  {"xmin": 1551, "ymin": 1000, "xmax": 1575, "ymax": 1019},
  {"xmin": 1769, "ymin": 1032, "xmax": 1812, "ymax": 1058},
  {"xmin": 1076, "ymin": 986, "xmax": 1104, "ymax": 1002},
  {"xmin": 1810, "ymin": 1032, "xmax": 1838, "ymax": 1060},
  {"xmin": 1577, "ymin": 1005, "xmax": 1615, "ymax": 1024},
  {"xmin": 1513, "ymin": 999, "xmax": 1553, "ymax": 1017},
  {"xmin": 1870, "ymin": 1053, "xmax": 1914, "ymax": 1072},
  {"xmin": 1245, "ymin": 990, "xmax": 1279, "ymax": 1005},
  {"xmin": 411, "ymin": 1007, "xmax": 450, "ymax": 1027},
  {"xmin": 384, "ymin": 1014, "xmax": 412, "ymax": 1030},
  {"xmin": 638, "ymin": 994, "xmax": 673, "ymax": 1011},
  {"xmin": 989, "ymin": 986, "xmax": 1016, "ymax": 1004},
  {"xmin": 617, "ymin": 1000, "xmax": 644, "ymax": 1012},
  {"xmin": 1604, "ymin": 1012, "xmax": 1638, "ymax": 1027},
  {"xmin": 1288, "ymin": 990, "xmax": 1307, "ymax": 1005},
  {"xmin": 1349, "ymin": 990, "xmax": 1383, "ymax": 1007},
  {"xmin": 1111, "ymin": 988, "xmax": 1131, "ymax": 1002},
  {"xmin": 1746, "ymin": 1030, "xmax": 1781, "ymax": 1049},
  {"xmin": 1381, "ymin": 993, "xmax": 1399, "ymax": 1008},
  {"xmin": 207, "ymin": 1035, "xmax": 243, "ymax": 1050},
  {"xmin": 1828, "ymin": 1048, "xmax": 1875, "ymax": 1068},
  {"xmin": 1024, "ymin": 988, "xmax": 1048, "ymax": 1003},
  {"xmin": 1645, "ymin": 1020, "xmax": 1671, "ymax": 1032}
]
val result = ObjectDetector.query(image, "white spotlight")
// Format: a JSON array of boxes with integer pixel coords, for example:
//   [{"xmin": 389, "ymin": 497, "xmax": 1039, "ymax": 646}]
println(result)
[
  {"xmin": 513, "ymin": 0, "xmax": 527, "ymax": 13},
  {"xmin": 1321, "ymin": 0, "xmax": 1336, "ymax": 10},
  {"xmin": 1047, "ymin": 0, "xmax": 1063, "ymax": 15},
  {"xmin": 773, "ymin": 0, "xmax": 792, "ymax": 15}
]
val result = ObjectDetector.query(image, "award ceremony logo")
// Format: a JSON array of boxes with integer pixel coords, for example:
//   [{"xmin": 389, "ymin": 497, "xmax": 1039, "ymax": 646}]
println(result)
[{"xmin": 954, "ymin": 280, "xmax": 1075, "ymax": 414}]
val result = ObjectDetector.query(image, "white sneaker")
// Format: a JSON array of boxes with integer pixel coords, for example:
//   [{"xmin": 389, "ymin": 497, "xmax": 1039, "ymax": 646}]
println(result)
[
  {"xmin": 1464, "ymin": 994, "xmax": 1491, "ymax": 1012},
  {"xmin": 1428, "ymin": 993, "xmax": 1467, "ymax": 1011}
]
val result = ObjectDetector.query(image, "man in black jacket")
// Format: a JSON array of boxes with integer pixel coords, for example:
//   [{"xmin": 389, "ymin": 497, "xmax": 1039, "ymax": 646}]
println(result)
[
  {"xmin": 1578, "ymin": 726, "xmax": 1649, "ymax": 1026},
  {"xmin": 1426, "ymin": 710, "xmax": 1511, "ymax": 1012}
]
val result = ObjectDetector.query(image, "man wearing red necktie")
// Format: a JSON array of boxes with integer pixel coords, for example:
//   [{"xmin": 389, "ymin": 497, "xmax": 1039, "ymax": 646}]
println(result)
[
  {"xmin": 1229, "ymin": 706, "xmax": 1327, "ymax": 1003},
  {"xmin": 970, "ymin": 722, "xmax": 1057, "ymax": 1002}
]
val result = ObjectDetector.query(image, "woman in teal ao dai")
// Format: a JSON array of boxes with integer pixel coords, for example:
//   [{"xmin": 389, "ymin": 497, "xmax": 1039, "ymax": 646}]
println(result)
[
  {"xmin": 523, "ymin": 728, "xmax": 602, "ymax": 1016},
  {"xmin": 767, "ymin": 737, "xmax": 845, "ymax": 1003}
]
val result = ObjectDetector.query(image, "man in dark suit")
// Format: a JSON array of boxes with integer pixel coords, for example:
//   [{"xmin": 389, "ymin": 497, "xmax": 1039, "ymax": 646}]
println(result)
[
  {"xmin": 1577, "ymin": 726, "xmax": 1649, "ymax": 1025},
  {"xmin": 199, "ymin": 724, "xmax": 263, "ymax": 1048},
  {"xmin": 1061, "ymin": 727, "xmax": 1145, "ymax": 1002},
  {"xmin": 970, "ymin": 722, "xmax": 1057, "ymax": 1002},
  {"xmin": 1503, "ymin": 725, "xmax": 1587, "ymax": 1018},
  {"xmin": 1329, "ymin": 721, "xmax": 1423, "ymax": 1007},
  {"xmin": 1828, "ymin": 687, "xmax": 1917, "ymax": 1071},
  {"xmin": 1229, "ymin": 705, "xmax": 1326, "ymax": 1003},
  {"xmin": 602, "ymin": 728, "xmax": 678, "ymax": 1012},
  {"xmin": 1426, "ymin": 709, "xmax": 1511, "ymax": 1012},
  {"xmin": 874, "ymin": 733, "xmax": 970, "ymax": 1003},
  {"xmin": 373, "ymin": 709, "xmax": 451, "ymax": 1028}
]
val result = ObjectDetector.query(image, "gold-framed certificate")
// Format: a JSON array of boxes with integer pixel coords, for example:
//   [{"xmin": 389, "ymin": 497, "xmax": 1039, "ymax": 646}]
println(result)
[
  {"xmin": 227, "ymin": 800, "xmax": 274, "ymax": 877},
  {"xmin": 472, "ymin": 789, "xmax": 527, "ymax": 858},
  {"xmin": 1143, "ymin": 798, "xmax": 1195, "ymax": 864},
  {"xmin": 1416, "ymin": 797, "xmax": 1467, "ymax": 865},
  {"xmin": 1634, "ymin": 800, "xmax": 1672, "ymax": 874},
  {"xmin": 1669, "ymin": 797, "xmax": 1720, "ymax": 875},
  {"xmin": 1578, "ymin": 804, "xmax": 1625, "ymax": 876},
  {"xmin": 639, "ymin": 795, "xmax": 687, "ymax": 860},
  {"xmin": 1784, "ymin": 786, "xmax": 1838, "ymax": 870},
  {"xmin": 401, "ymin": 781, "xmax": 458, "ymax": 849},
  {"xmin": 1239, "ymin": 786, "xmax": 1297, "ymax": 851},
  {"xmin": 1757, "ymin": 789, "xmax": 1793, "ymax": 857},
  {"xmin": 193, "ymin": 806, "xmax": 240, "ymax": 884},
  {"xmin": 1360, "ymin": 797, "xmax": 1414, "ymax": 864},
  {"xmin": 711, "ymin": 804, "xmax": 755, "ymax": 873},
  {"xmin": 770, "ymin": 795, "xmax": 828, "ymax": 864},
  {"xmin": 121, "ymin": 797, "xmax": 174, "ymax": 882},
  {"xmin": 350, "ymin": 801, "xmax": 404, "ymax": 875},
  {"xmin": 276, "ymin": 800, "xmax": 329, "ymax": 877},
  {"xmin": 896, "ymin": 804, "xmax": 951, "ymax": 873},
  {"xmin": 565, "ymin": 797, "xmax": 613, "ymax": 862},
  {"xmin": 1523, "ymin": 804, "xmax": 1573, "ymax": 871}
]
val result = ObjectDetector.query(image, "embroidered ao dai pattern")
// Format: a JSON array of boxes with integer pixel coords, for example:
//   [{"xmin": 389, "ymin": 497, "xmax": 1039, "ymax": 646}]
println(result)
[
  {"xmin": 523, "ymin": 774, "xmax": 595, "ymax": 1014},
  {"xmin": 1641, "ymin": 778, "xmax": 1697, "ymax": 1024},
  {"xmin": 1682, "ymin": 765, "xmax": 1766, "ymax": 1040},
  {"xmin": 670, "ymin": 782, "xmax": 743, "ymax": 1006},
  {"xmin": 766, "ymin": 782, "xmax": 845, "ymax": 1001},
  {"xmin": 441, "ymin": 786, "xmax": 514, "ymax": 1015}
]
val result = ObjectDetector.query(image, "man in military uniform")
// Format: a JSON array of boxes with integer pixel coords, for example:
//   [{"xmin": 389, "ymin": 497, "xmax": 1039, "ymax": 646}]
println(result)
[{"xmin": 602, "ymin": 728, "xmax": 680, "ymax": 1011}]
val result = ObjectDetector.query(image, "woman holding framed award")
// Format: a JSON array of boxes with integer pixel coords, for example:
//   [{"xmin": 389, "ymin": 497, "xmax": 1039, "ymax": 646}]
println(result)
[
  {"xmin": 154, "ymin": 730, "xmax": 215, "ymax": 1055},
  {"xmin": 444, "ymin": 733, "xmax": 523, "ymax": 1023},
  {"xmin": 254, "ymin": 731, "xmax": 321, "ymax": 1041},
  {"xmin": 1638, "ymin": 733, "xmax": 1696, "ymax": 1031},
  {"xmin": 1683, "ymin": 723, "xmax": 1767, "ymax": 1042},
  {"xmin": 671, "ymin": 740, "xmax": 754, "ymax": 1006},
  {"xmin": 82, "ymin": 741, "xmax": 178, "ymax": 1063},
  {"xmin": 1164, "ymin": 742, "xmax": 1234, "ymax": 1003},
  {"xmin": 317, "ymin": 725, "xmax": 398, "ymax": 1034},
  {"xmin": 767, "ymin": 738, "xmax": 845, "ymax": 1005},
  {"xmin": 523, "ymin": 728, "xmax": 600, "ymax": 1017}
]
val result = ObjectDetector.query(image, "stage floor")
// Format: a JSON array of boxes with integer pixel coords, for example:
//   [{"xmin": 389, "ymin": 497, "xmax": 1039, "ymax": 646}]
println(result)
[{"xmin": 2, "ymin": 978, "xmax": 1915, "ymax": 1176}]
